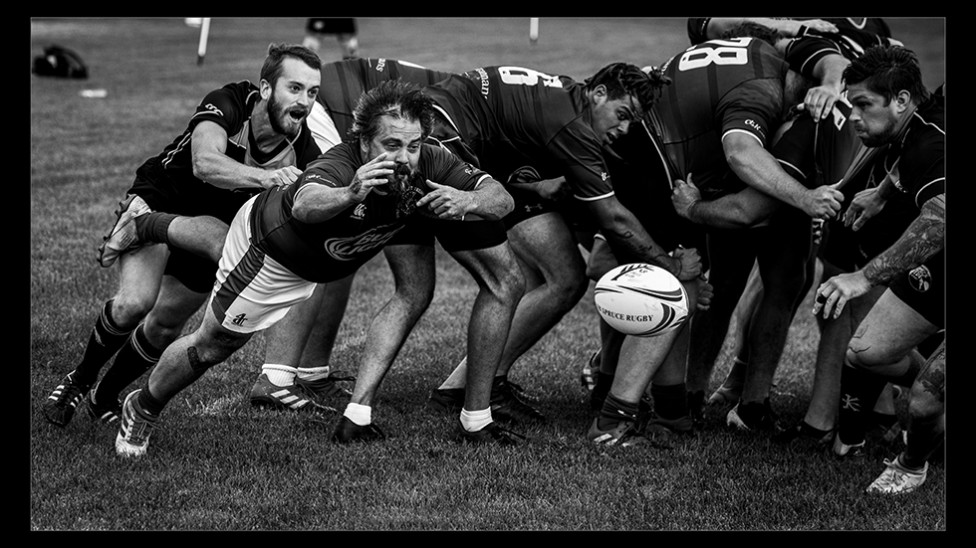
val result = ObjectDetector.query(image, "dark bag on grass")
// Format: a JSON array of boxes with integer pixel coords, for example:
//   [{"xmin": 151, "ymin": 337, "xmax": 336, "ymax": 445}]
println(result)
[{"xmin": 32, "ymin": 45, "xmax": 89, "ymax": 79}]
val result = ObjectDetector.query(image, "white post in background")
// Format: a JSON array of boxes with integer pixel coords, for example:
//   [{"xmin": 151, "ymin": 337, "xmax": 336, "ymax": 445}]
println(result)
[
  {"xmin": 197, "ymin": 18, "xmax": 212, "ymax": 65},
  {"xmin": 529, "ymin": 18, "xmax": 539, "ymax": 44}
]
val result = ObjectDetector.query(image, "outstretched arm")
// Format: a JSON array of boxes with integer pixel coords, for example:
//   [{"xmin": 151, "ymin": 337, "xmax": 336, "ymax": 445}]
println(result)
[{"xmin": 191, "ymin": 120, "xmax": 302, "ymax": 191}]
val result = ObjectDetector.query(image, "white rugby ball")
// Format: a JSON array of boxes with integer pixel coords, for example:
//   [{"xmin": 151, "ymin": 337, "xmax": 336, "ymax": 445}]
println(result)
[{"xmin": 594, "ymin": 263, "xmax": 689, "ymax": 337}]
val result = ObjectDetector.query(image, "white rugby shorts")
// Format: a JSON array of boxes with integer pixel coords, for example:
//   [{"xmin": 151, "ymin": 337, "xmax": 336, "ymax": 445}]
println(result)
[{"xmin": 208, "ymin": 195, "xmax": 317, "ymax": 334}]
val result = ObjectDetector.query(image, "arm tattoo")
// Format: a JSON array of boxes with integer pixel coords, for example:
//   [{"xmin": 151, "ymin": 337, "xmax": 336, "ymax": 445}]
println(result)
[{"xmin": 863, "ymin": 194, "xmax": 944, "ymax": 286}]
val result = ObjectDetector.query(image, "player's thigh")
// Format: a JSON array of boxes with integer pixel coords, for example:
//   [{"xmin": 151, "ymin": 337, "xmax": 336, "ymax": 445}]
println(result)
[
  {"xmin": 383, "ymin": 243, "xmax": 436, "ymax": 304},
  {"xmin": 508, "ymin": 211, "xmax": 586, "ymax": 287},
  {"xmin": 143, "ymin": 275, "xmax": 210, "ymax": 336},
  {"xmin": 848, "ymin": 289, "xmax": 940, "ymax": 368}
]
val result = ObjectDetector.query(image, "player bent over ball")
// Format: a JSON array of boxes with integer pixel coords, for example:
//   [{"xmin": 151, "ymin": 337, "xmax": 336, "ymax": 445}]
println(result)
[{"xmin": 114, "ymin": 81, "xmax": 517, "ymax": 457}]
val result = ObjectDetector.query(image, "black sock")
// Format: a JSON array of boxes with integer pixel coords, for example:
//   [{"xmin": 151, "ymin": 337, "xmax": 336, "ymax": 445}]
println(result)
[
  {"xmin": 135, "ymin": 212, "xmax": 177, "ymax": 244},
  {"xmin": 837, "ymin": 363, "xmax": 888, "ymax": 445},
  {"xmin": 590, "ymin": 371, "xmax": 614, "ymax": 411},
  {"xmin": 651, "ymin": 382, "xmax": 687, "ymax": 420},
  {"xmin": 93, "ymin": 324, "xmax": 162, "ymax": 406},
  {"xmin": 73, "ymin": 299, "xmax": 134, "ymax": 387},
  {"xmin": 136, "ymin": 384, "xmax": 167, "ymax": 417},
  {"xmin": 597, "ymin": 394, "xmax": 638, "ymax": 430},
  {"xmin": 903, "ymin": 414, "xmax": 944, "ymax": 469}
]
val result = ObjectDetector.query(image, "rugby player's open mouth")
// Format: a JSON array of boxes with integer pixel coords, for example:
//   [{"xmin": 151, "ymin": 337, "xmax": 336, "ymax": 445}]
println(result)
[{"xmin": 288, "ymin": 107, "xmax": 308, "ymax": 121}]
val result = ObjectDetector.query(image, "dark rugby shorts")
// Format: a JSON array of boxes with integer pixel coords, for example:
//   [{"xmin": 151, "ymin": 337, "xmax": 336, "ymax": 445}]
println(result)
[
  {"xmin": 387, "ymin": 215, "xmax": 508, "ymax": 252},
  {"xmin": 889, "ymin": 250, "xmax": 945, "ymax": 328}
]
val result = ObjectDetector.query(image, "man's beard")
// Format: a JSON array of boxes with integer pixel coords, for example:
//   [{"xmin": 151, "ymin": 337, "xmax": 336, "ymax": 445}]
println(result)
[
  {"xmin": 267, "ymin": 93, "xmax": 306, "ymax": 139},
  {"xmin": 387, "ymin": 164, "xmax": 425, "ymax": 219}
]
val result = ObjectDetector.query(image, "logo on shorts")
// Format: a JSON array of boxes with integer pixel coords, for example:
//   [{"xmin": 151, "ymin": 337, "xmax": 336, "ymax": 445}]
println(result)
[
  {"xmin": 232, "ymin": 313, "xmax": 247, "ymax": 326},
  {"xmin": 908, "ymin": 265, "xmax": 932, "ymax": 293}
]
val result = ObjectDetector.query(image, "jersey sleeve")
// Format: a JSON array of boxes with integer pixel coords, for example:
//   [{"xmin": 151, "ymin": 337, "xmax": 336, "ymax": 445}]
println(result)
[
  {"xmin": 900, "ymin": 131, "xmax": 945, "ymax": 207},
  {"xmin": 419, "ymin": 144, "xmax": 492, "ymax": 191},
  {"xmin": 783, "ymin": 35, "xmax": 844, "ymax": 79},
  {"xmin": 300, "ymin": 144, "xmax": 359, "ymax": 190},
  {"xmin": 547, "ymin": 121, "xmax": 615, "ymax": 202},
  {"xmin": 188, "ymin": 81, "xmax": 250, "ymax": 135},
  {"xmin": 716, "ymin": 78, "xmax": 784, "ymax": 148}
]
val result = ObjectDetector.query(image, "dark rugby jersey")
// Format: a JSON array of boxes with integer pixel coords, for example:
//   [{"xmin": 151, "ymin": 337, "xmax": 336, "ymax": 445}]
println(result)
[
  {"xmin": 249, "ymin": 142, "xmax": 491, "ymax": 283},
  {"xmin": 855, "ymin": 92, "xmax": 945, "ymax": 259},
  {"xmin": 134, "ymin": 81, "xmax": 321, "ymax": 223},
  {"xmin": 643, "ymin": 37, "xmax": 789, "ymax": 200},
  {"xmin": 772, "ymin": 98, "xmax": 874, "ymax": 190},
  {"xmin": 317, "ymin": 58, "xmax": 455, "ymax": 141},
  {"xmin": 687, "ymin": 17, "xmax": 892, "ymax": 47},
  {"xmin": 784, "ymin": 24, "xmax": 900, "ymax": 81},
  {"xmin": 424, "ymin": 66, "xmax": 616, "ymax": 202}
]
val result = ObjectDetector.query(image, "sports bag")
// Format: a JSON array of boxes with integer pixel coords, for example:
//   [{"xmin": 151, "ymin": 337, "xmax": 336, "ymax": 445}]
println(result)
[{"xmin": 32, "ymin": 44, "xmax": 89, "ymax": 79}]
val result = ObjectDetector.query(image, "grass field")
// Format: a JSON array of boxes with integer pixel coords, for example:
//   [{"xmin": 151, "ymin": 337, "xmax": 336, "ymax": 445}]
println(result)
[{"xmin": 30, "ymin": 17, "xmax": 948, "ymax": 531}]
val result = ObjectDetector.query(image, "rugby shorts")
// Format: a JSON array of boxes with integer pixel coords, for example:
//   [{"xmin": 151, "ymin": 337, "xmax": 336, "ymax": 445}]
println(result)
[
  {"xmin": 387, "ymin": 215, "xmax": 508, "ymax": 252},
  {"xmin": 889, "ymin": 250, "xmax": 945, "ymax": 328},
  {"xmin": 207, "ymin": 195, "xmax": 317, "ymax": 334}
]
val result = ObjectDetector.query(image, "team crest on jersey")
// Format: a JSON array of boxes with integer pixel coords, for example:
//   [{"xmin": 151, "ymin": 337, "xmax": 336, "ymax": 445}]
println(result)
[
  {"xmin": 203, "ymin": 103, "xmax": 224, "ymax": 117},
  {"xmin": 907, "ymin": 265, "xmax": 932, "ymax": 293}
]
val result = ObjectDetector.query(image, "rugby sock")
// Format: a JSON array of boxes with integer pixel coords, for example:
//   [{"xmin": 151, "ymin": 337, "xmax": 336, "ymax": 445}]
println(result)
[
  {"xmin": 460, "ymin": 407, "xmax": 492, "ymax": 432},
  {"xmin": 651, "ymin": 382, "xmax": 688, "ymax": 420},
  {"xmin": 837, "ymin": 363, "xmax": 888, "ymax": 445},
  {"xmin": 73, "ymin": 299, "xmax": 134, "ymax": 387},
  {"xmin": 135, "ymin": 212, "xmax": 177, "ymax": 245},
  {"xmin": 597, "ymin": 394, "xmax": 638, "ymax": 430},
  {"xmin": 262, "ymin": 364, "xmax": 298, "ymax": 386},
  {"xmin": 136, "ymin": 384, "xmax": 167, "ymax": 417},
  {"xmin": 343, "ymin": 402, "xmax": 371, "ymax": 426},
  {"xmin": 590, "ymin": 371, "xmax": 614, "ymax": 411},
  {"xmin": 296, "ymin": 365, "xmax": 330, "ymax": 382},
  {"xmin": 93, "ymin": 324, "xmax": 162, "ymax": 405},
  {"xmin": 903, "ymin": 414, "xmax": 944, "ymax": 470}
]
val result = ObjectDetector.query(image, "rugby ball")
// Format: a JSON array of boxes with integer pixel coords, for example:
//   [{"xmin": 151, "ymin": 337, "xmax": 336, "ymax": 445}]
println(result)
[{"xmin": 594, "ymin": 263, "xmax": 689, "ymax": 337}]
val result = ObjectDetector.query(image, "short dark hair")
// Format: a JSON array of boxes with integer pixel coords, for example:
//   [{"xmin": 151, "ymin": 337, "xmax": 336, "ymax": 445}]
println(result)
[
  {"xmin": 349, "ymin": 80, "xmax": 436, "ymax": 144},
  {"xmin": 585, "ymin": 62, "xmax": 671, "ymax": 113},
  {"xmin": 844, "ymin": 45, "xmax": 929, "ymax": 104},
  {"xmin": 260, "ymin": 43, "xmax": 321, "ymax": 88}
]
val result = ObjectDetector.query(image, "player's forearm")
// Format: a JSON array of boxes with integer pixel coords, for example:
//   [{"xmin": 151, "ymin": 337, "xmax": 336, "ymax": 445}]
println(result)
[
  {"xmin": 466, "ymin": 180, "xmax": 514, "ymax": 220},
  {"xmin": 861, "ymin": 194, "xmax": 945, "ymax": 286},
  {"xmin": 727, "ymin": 142, "xmax": 807, "ymax": 211},
  {"xmin": 293, "ymin": 185, "xmax": 357, "ymax": 224},
  {"xmin": 591, "ymin": 198, "xmax": 674, "ymax": 269},
  {"xmin": 192, "ymin": 150, "xmax": 271, "ymax": 191},
  {"xmin": 812, "ymin": 54, "xmax": 850, "ymax": 91}
]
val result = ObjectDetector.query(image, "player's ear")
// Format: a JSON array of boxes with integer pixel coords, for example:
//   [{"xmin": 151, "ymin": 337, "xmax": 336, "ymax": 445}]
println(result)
[
  {"xmin": 893, "ymin": 89, "xmax": 913, "ymax": 114},
  {"xmin": 259, "ymin": 78, "xmax": 273, "ymax": 101},
  {"xmin": 590, "ymin": 84, "xmax": 607, "ymax": 105}
]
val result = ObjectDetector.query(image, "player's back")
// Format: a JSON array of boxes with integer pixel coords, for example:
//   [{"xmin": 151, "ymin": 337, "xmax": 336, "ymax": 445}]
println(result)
[
  {"xmin": 318, "ymin": 58, "xmax": 456, "ymax": 138},
  {"xmin": 426, "ymin": 65, "xmax": 588, "ymax": 178},
  {"xmin": 647, "ymin": 36, "xmax": 789, "ymax": 198}
]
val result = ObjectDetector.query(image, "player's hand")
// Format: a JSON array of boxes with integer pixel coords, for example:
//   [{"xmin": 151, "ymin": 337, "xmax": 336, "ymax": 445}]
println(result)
[
  {"xmin": 812, "ymin": 270, "xmax": 871, "ymax": 319},
  {"xmin": 531, "ymin": 177, "xmax": 570, "ymax": 201},
  {"xmin": 843, "ymin": 186, "xmax": 885, "ymax": 231},
  {"xmin": 802, "ymin": 84, "xmax": 843, "ymax": 121},
  {"xmin": 670, "ymin": 247, "xmax": 702, "ymax": 281},
  {"xmin": 671, "ymin": 174, "xmax": 702, "ymax": 221},
  {"xmin": 695, "ymin": 275, "xmax": 713, "ymax": 312},
  {"xmin": 417, "ymin": 180, "xmax": 473, "ymax": 220},
  {"xmin": 348, "ymin": 153, "xmax": 394, "ymax": 202},
  {"xmin": 798, "ymin": 19, "xmax": 839, "ymax": 34},
  {"xmin": 265, "ymin": 165, "xmax": 303, "ymax": 188},
  {"xmin": 800, "ymin": 183, "xmax": 844, "ymax": 220}
]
